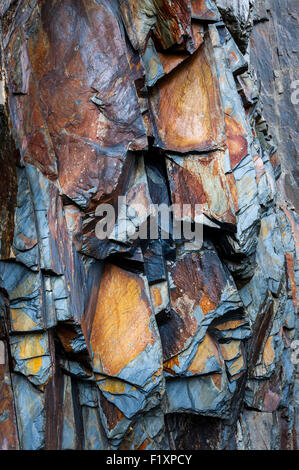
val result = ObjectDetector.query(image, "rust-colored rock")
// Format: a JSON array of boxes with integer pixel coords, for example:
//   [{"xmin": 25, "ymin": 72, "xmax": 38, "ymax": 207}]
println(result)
[{"xmin": 0, "ymin": 0, "xmax": 298, "ymax": 452}]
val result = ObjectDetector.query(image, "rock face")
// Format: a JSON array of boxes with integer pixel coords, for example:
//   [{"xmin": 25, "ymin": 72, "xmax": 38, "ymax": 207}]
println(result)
[
  {"xmin": 251, "ymin": 0, "xmax": 299, "ymax": 213},
  {"xmin": 0, "ymin": 0, "xmax": 298, "ymax": 450}
]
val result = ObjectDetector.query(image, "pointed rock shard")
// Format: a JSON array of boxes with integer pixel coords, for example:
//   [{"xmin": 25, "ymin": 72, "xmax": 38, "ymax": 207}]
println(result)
[
  {"xmin": 120, "ymin": 0, "xmax": 192, "ymax": 52},
  {"xmin": 166, "ymin": 152, "xmax": 237, "ymax": 226},
  {"xmin": 190, "ymin": 0, "xmax": 220, "ymax": 21}
]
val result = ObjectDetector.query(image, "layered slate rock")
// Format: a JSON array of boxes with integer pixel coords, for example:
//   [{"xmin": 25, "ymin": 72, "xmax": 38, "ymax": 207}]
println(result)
[
  {"xmin": 251, "ymin": 0, "xmax": 299, "ymax": 212},
  {"xmin": 0, "ymin": 0, "xmax": 298, "ymax": 450},
  {"xmin": 4, "ymin": 0, "xmax": 147, "ymax": 208}
]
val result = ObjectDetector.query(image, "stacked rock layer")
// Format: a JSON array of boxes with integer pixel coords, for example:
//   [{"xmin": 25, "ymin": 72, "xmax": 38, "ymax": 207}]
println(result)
[{"xmin": 0, "ymin": 0, "xmax": 298, "ymax": 450}]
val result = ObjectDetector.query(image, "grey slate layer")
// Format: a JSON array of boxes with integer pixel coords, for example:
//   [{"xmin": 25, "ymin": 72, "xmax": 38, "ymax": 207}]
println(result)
[{"xmin": 0, "ymin": 0, "xmax": 298, "ymax": 450}]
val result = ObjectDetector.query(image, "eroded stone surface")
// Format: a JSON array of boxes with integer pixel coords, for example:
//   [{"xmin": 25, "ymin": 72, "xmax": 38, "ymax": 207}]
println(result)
[{"xmin": 0, "ymin": 0, "xmax": 298, "ymax": 450}]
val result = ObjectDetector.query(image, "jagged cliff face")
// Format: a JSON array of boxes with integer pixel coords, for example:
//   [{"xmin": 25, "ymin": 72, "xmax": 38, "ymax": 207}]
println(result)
[
  {"xmin": 251, "ymin": 0, "xmax": 299, "ymax": 213},
  {"xmin": 0, "ymin": 0, "xmax": 298, "ymax": 450}
]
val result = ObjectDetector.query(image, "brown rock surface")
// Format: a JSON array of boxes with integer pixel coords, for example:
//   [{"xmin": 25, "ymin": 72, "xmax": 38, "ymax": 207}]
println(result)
[{"xmin": 0, "ymin": 0, "xmax": 298, "ymax": 450}]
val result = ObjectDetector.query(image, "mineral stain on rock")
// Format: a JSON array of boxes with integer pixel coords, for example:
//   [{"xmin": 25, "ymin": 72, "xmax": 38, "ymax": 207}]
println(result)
[{"xmin": 0, "ymin": 0, "xmax": 298, "ymax": 451}]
